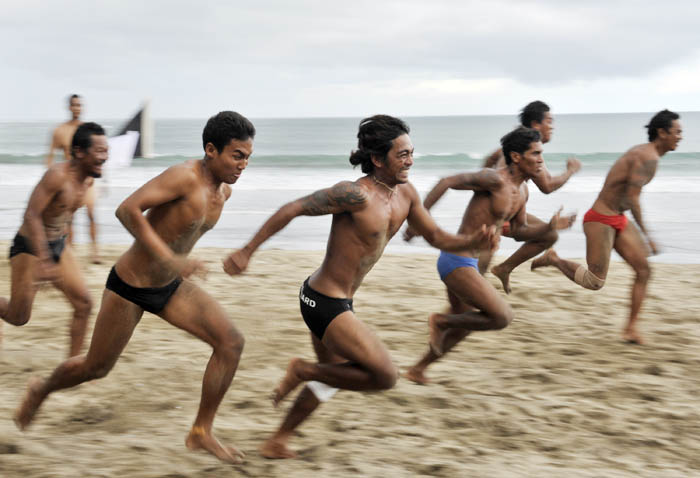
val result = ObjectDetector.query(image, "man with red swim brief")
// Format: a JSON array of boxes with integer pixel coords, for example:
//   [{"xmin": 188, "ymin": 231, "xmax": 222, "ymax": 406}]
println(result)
[{"xmin": 532, "ymin": 110, "xmax": 683, "ymax": 344}]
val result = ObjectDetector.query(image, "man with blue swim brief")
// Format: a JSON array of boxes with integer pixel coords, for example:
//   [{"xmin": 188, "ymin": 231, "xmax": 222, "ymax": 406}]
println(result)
[{"xmin": 404, "ymin": 126, "xmax": 576, "ymax": 385}]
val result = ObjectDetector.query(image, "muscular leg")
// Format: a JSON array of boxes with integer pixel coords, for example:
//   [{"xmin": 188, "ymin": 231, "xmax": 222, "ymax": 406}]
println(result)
[
  {"xmin": 158, "ymin": 281, "xmax": 246, "ymax": 464},
  {"xmin": 260, "ymin": 334, "xmax": 345, "ymax": 459},
  {"xmin": 84, "ymin": 184, "xmax": 100, "ymax": 264},
  {"xmin": 531, "ymin": 221, "xmax": 616, "ymax": 289},
  {"xmin": 52, "ymin": 246, "xmax": 93, "ymax": 357},
  {"xmin": 613, "ymin": 224, "xmax": 651, "ymax": 344},
  {"xmin": 406, "ymin": 289, "xmax": 473, "ymax": 384},
  {"xmin": 2, "ymin": 254, "xmax": 40, "ymax": 328},
  {"xmin": 492, "ymin": 213, "xmax": 558, "ymax": 294},
  {"xmin": 14, "ymin": 289, "xmax": 143, "ymax": 429}
]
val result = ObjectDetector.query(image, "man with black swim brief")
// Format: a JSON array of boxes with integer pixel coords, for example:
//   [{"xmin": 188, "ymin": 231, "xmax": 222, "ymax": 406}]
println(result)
[
  {"xmin": 1, "ymin": 122, "xmax": 106, "ymax": 357},
  {"xmin": 224, "ymin": 114, "xmax": 498, "ymax": 459},
  {"xmin": 15, "ymin": 111, "xmax": 254, "ymax": 465}
]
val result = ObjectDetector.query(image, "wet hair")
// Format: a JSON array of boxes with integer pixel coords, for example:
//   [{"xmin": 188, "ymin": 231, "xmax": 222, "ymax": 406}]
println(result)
[
  {"xmin": 646, "ymin": 109, "xmax": 680, "ymax": 141},
  {"xmin": 71, "ymin": 122, "xmax": 105, "ymax": 156},
  {"xmin": 349, "ymin": 115, "xmax": 410, "ymax": 173},
  {"xmin": 202, "ymin": 111, "xmax": 256, "ymax": 152},
  {"xmin": 500, "ymin": 127, "xmax": 541, "ymax": 165},
  {"xmin": 519, "ymin": 100, "xmax": 550, "ymax": 127},
  {"xmin": 68, "ymin": 94, "xmax": 81, "ymax": 106}
]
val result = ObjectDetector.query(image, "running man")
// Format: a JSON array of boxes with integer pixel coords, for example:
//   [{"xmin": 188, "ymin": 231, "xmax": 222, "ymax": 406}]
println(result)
[
  {"xmin": 1, "ymin": 122, "xmax": 105, "ymax": 357},
  {"xmin": 47, "ymin": 94, "xmax": 100, "ymax": 264},
  {"xmin": 15, "ymin": 111, "xmax": 254, "ymax": 464},
  {"xmin": 481, "ymin": 101, "xmax": 581, "ymax": 293},
  {"xmin": 531, "ymin": 110, "xmax": 682, "ymax": 344},
  {"xmin": 223, "ymin": 115, "xmax": 498, "ymax": 459},
  {"xmin": 404, "ymin": 127, "xmax": 576, "ymax": 385}
]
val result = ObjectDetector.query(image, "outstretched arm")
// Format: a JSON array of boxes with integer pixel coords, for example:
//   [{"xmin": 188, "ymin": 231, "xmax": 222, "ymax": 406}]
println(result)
[
  {"xmin": 405, "ymin": 183, "xmax": 499, "ymax": 252},
  {"xmin": 224, "ymin": 181, "xmax": 368, "ymax": 275},
  {"xmin": 532, "ymin": 157, "xmax": 581, "ymax": 194},
  {"xmin": 423, "ymin": 169, "xmax": 503, "ymax": 211},
  {"xmin": 483, "ymin": 148, "xmax": 503, "ymax": 169},
  {"xmin": 509, "ymin": 202, "xmax": 576, "ymax": 241}
]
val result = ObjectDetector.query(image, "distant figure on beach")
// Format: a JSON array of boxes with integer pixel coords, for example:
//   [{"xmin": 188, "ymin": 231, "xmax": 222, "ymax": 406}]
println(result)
[
  {"xmin": 1, "ymin": 122, "xmax": 106, "ymax": 357},
  {"xmin": 47, "ymin": 94, "xmax": 100, "ymax": 264},
  {"xmin": 223, "ymin": 114, "xmax": 498, "ymax": 459},
  {"xmin": 404, "ymin": 126, "xmax": 576, "ymax": 385},
  {"xmin": 15, "ymin": 111, "xmax": 254, "ymax": 465},
  {"xmin": 481, "ymin": 100, "xmax": 581, "ymax": 292},
  {"xmin": 531, "ymin": 110, "xmax": 682, "ymax": 344}
]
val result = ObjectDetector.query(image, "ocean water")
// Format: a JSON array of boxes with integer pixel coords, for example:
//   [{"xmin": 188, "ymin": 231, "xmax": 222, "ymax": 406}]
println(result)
[{"xmin": 0, "ymin": 113, "xmax": 698, "ymax": 263}]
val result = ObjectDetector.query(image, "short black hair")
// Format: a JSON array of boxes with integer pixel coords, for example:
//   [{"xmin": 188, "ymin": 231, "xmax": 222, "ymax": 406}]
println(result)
[
  {"xmin": 645, "ymin": 109, "xmax": 680, "ymax": 141},
  {"xmin": 349, "ymin": 115, "xmax": 410, "ymax": 173},
  {"xmin": 71, "ymin": 122, "xmax": 105, "ymax": 157},
  {"xmin": 68, "ymin": 94, "xmax": 81, "ymax": 106},
  {"xmin": 202, "ymin": 111, "xmax": 256, "ymax": 152},
  {"xmin": 519, "ymin": 100, "xmax": 550, "ymax": 127},
  {"xmin": 500, "ymin": 127, "xmax": 541, "ymax": 165}
]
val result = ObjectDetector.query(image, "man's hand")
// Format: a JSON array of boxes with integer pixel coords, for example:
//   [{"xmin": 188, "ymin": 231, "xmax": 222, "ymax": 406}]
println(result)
[
  {"xmin": 34, "ymin": 258, "xmax": 60, "ymax": 283},
  {"xmin": 403, "ymin": 225, "xmax": 418, "ymax": 242},
  {"xmin": 466, "ymin": 224, "xmax": 500, "ymax": 252},
  {"xmin": 223, "ymin": 249, "xmax": 251, "ymax": 276},
  {"xmin": 167, "ymin": 256, "xmax": 207, "ymax": 279},
  {"xmin": 647, "ymin": 238, "xmax": 660, "ymax": 256},
  {"xmin": 566, "ymin": 157, "xmax": 582, "ymax": 175},
  {"xmin": 549, "ymin": 207, "xmax": 577, "ymax": 231}
]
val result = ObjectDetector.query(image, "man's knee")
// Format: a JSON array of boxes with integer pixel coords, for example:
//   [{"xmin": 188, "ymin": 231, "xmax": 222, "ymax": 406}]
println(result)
[
  {"xmin": 5, "ymin": 304, "xmax": 32, "ymax": 326},
  {"xmin": 73, "ymin": 294, "xmax": 93, "ymax": 318},
  {"xmin": 542, "ymin": 228, "xmax": 559, "ymax": 247},
  {"xmin": 219, "ymin": 325, "xmax": 245, "ymax": 358},
  {"xmin": 492, "ymin": 307, "xmax": 514, "ymax": 330},
  {"xmin": 374, "ymin": 364, "xmax": 399, "ymax": 390},
  {"xmin": 87, "ymin": 359, "xmax": 116, "ymax": 380},
  {"xmin": 635, "ymin": 262, "xmax": 651, "ymax": 283},
  {"xmin": 574, "ymin": 266, "xmax": 605, "ymax": 290}
]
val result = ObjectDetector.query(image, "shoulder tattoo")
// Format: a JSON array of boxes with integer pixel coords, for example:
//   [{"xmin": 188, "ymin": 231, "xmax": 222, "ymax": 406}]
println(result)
[{"xmin": 301, "ymin": 182, "xmax": 367, "ymax": 215}]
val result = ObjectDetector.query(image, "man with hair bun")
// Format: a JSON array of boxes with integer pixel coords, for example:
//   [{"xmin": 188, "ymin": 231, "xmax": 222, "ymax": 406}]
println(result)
[
  {"xmin": 223, "ymin": 114, "xmax": 498, "ymax": 459},
  {"xmin": 1, "ymin": 121, "xmax": 106, "ymax": 357},
  {"xmin": 15, "ymin": 111, "xmax": 254, "ymax": 465},
  {"xmin": 532, "ymin": 109, "xmax": 682, "ymax": 344},
  {"xmin": 404, "ymin": 126, "xmax": 576, "ymax": 385},
  {"xmin": 481, "ymin": 100, "xmax": 581, "ymax": 293}
]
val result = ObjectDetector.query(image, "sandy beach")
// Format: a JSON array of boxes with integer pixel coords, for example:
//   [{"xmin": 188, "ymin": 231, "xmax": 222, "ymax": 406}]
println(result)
[{"xmin": 1, "ymin": 243, "xmax": 699, "ymax": 477}]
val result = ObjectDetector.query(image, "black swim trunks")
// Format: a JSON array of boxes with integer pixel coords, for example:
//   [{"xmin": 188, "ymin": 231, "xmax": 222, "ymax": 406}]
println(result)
[
  {"xmin": 299, "ymin": 277, "xmax": 353, "ymax": 340},
  {"xmin": 8, "ymin": 233, "xmax": 67, "ymax": 263},
  {"xmin": 105, "ymin": 266, "xmax": 182, "ymax": 314}
]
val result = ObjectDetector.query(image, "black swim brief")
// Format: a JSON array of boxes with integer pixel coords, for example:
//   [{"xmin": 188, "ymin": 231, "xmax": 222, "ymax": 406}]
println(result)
[
  {"xmin": 299, "ymin": 277, "xmax": 353, "ymax": 340},
  {"xmin": 105, "ymin": 266, "xmax": 182, "ymax": 314},
  {"xmin": 8, "ymin": 233, "xmax": 67, "ymax": 263}
]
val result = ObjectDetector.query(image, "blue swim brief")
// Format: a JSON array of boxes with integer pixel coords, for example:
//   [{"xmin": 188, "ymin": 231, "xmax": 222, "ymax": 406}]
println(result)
[{"xmin": 437, "ymin": 251, "xmax": 479, "ymax": 281}]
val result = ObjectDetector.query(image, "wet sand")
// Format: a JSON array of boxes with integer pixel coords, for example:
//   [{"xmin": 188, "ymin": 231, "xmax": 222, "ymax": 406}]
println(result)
[{"xmin": 1, "ymin": 244, "xmax": 699, "ymax": 477}]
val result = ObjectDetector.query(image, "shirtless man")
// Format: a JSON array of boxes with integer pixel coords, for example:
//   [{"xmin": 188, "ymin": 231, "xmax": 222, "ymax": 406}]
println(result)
[
  {"xmin": 47, "ymin": 94, "xmax": 100, "ymax": 264},
  {"xmin": 531, "ymin": 110, "xmax": 682, "ymax": 344},
  {"xmin": 1, "ymin": 122, "xmax": 105, "ymax": 357},
  {"xmin": 15, "ymin": 111, "xmax": 254, "ymax": 464},
  {"xmin": 404, "ymin": 127, "xmax": 576, "ymax": 385},
  {"xmin": 223, "ymin": 115, "xmax": 498, "ymax": 459},
  {"xmin": 481, "ymin": 101, "xmax": 581, "ymax": 293}
]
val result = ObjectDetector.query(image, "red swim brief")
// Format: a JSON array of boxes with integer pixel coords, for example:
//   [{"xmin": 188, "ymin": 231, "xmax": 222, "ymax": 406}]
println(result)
[{"xmin": 583, "ymin": 208, "xmax": 628, "ymax": 234}]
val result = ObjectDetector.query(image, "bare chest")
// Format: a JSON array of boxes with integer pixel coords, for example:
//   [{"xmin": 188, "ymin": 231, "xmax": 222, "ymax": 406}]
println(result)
[{"xmin": 491, "ymin": 183, "xmax": 526, "ymax": 220}]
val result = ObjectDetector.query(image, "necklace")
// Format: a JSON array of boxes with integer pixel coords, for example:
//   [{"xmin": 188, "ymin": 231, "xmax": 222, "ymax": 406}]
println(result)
[{"xmin": 371, "ymin": 175, "xmax": 396, "ymax": 195}]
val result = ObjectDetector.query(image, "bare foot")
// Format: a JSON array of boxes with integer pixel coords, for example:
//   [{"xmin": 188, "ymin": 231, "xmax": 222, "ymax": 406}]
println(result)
[
  {"xmin": 186, "ymin": 426, "xmax": 245, "ymax": 464},
  {"xmin": 272, "ymin": 358, "xmax": 305, "ymax": 407},
  {"xmin": 531, "ymin": 249, "xmax": 556, "ymax": 271},
  {"xmin": 429, "ymin": 314, "xmax": 447, "ymax": 357},
  {"xmin": 623, "ymin": 328, "xmax": 645, "ymax": 345},
  {"xmin": 404, "ymin": 366, "xmax": 430, "ymax": 385},
  {"xmin": 91, "ymin": 256, "xmax": 102, "ymax": 265},
  {"xmin": 14, "ymin": 377, "xmax": 45, "ymax": 430},
  {"xmin": 260, "ymin": 436, "xmax": 297, "ymax": 459},
  {"xmin": 491, "ymin": 263, "xmax": 512, "ymax": 294}
]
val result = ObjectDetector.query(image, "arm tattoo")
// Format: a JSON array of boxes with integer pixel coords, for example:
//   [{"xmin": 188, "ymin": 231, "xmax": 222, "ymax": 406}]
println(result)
[{"xmin": 300, "ymin": 182, "xmax": 366, "ymax": 216}]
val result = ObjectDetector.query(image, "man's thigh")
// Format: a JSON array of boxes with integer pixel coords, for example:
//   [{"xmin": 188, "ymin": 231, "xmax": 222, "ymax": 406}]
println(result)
[
  {"xmin": 52, "ymin": 246, "xmax": 90, "ymax": 305},
  {"xmin": 613, "ymin": 222, "xmax": 649, "ymax": 271},
  {"xmin": 322, "ymin": 311, "xmax": 393, "ymax": 371},
  {"xmin": 583, "ymin": 221, "xmax": 616, "ymax": 278},
  {"xmin": 8, "ymin": 253, "xmax": 39, "ymax": 313},
  {"xmin": 158, "ymin": 280, "xmax": 238, "ymax": 346},
  {"xmin": 443, "ymin": 266, "xmax": 509, "ymax": 318}
]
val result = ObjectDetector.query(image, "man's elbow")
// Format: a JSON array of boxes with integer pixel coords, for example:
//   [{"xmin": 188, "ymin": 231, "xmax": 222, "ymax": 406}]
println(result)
[{"xmin": 115, "ymin": 202, "xmax": 137, "ymax": 225}]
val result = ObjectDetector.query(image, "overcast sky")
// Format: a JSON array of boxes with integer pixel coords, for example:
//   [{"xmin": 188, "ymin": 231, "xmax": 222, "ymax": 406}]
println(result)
[{"xmin": 2, "ymin": 0, "xmax": 699, "ymax": 120}]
